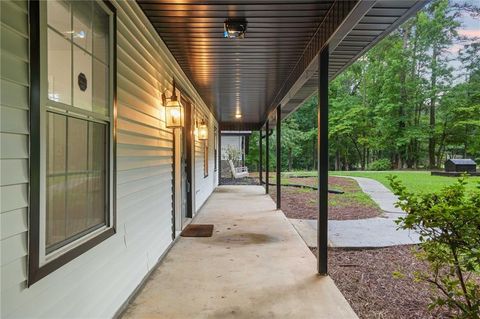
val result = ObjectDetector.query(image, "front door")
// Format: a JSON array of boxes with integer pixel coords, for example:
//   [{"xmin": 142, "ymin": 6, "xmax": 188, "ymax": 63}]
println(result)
[{"xmin": 174, "ymin": 128, "xmax": 188, "ymax": 237}]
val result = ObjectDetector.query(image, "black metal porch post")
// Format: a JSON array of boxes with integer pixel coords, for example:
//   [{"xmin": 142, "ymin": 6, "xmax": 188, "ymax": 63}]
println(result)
[
  {"xmin": 317, "ymin": 46, "xmax": 329, "ymax": 275},
  {"xmin": 259, "ymin": 129, "xmax": 263, "ymax": 186},
  {"xmin": 218, "ymin": 129, "xmax": 222, "ymax": 185},
  {"xmin": 276, "ymin": 106, "xmax": 281, "ymax": 209},
  {"xmin": 265, "ymin": 120, "xmax": 269, "ymax": 194}
]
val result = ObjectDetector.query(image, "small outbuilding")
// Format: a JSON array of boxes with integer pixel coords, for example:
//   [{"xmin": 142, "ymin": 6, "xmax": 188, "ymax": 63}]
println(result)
[{"xmin": 445, "ymin": 159, "xmax": 477, "ymax": 173}]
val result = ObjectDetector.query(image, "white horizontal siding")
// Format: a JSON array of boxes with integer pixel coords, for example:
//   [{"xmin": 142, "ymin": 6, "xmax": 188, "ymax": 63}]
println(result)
[
  {"xmin": 1, "ymin": 0, "xmax": 218, "ymax": 318},
  {"xmin": 0, "ymin": 106, "xmax": 29, "ymax": 134},
  {"xmin": 1, "ymin": 159, "xmax": 28, "ymax": 186},
  {"xmin": 1, "ymin": 208, "xmax": 27, "ymax": 240},
  {"xmin": 0, "ymin": 2, "xmax": 30, "ymax": 313}
]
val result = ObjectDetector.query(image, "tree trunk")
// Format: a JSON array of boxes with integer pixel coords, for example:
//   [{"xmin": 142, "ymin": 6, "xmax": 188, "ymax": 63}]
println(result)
[
  {"xmin": 335, "ymin": 148, "xmax": 340, "ymax": 171},
  {"xmin": 288, "ymin": 148, "xmax": 292, "ymax": 171},
  {"xmin": 398, "ymin": 26, "xmax": 409, "ymax": 170},
  {"xmin": 366, "ymin": 148, "xmax": 370, "ymax": 168},
  {"xmin": 361, "ymin": 146, "xmax": 366, "ymax": 171},
  {"xmin": 429, "ymin": 46, "xmax": 439, "ymax": 168}
]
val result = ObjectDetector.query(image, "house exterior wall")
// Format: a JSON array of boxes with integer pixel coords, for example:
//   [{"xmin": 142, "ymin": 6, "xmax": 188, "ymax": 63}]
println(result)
[
  {"xmin": 1, "ymin": 0, "xmax": 31, "ymax": 314},
  {"xmin": 194, "ymin": 108, "xmax": 219, "ymax": 213},
  {"xmin": 0, "ymin": 1, "xmax": 217, "ymax": 318}
]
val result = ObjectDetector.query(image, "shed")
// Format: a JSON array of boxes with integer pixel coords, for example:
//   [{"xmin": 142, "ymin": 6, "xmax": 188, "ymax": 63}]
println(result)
[{"xmin": 445, "ymin": 159, "xmax": 477, "ymax": 172}]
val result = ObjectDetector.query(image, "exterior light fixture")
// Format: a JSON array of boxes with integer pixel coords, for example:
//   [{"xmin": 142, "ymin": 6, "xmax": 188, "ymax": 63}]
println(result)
[
  {"xmin": 223, "ymin": 18, "xmax": 248, "ymax": 39},
  {"xmin": 235, "ymin": 113, "xmax": 242, "ymax": 119},
  {"xmin": 198, "ymin": 120, "xmax": 208, "ymax": 140},
  {"xmin": 163, "ymin": 79, "xmax": 184, "ymax": 128}
]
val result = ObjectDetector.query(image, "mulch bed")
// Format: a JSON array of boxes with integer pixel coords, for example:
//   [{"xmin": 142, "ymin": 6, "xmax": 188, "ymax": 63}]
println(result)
[
  {"xmin": 220, "ymin": 177, "xmax": 260, "ymax": 185},
  {"xmin": 270, "ymin": 176, "xmax": 382, "ymax": 220},
  {"xmin": 310, "ymin": 246, "xmax": 452, "ymax": 319}
]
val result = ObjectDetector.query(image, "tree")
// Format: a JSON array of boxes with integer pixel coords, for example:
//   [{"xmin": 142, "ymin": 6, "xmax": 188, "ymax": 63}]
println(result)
[
  {"xmin": 244, "ymin": 0, "xmax": 480, "ymax": 172},
  {"xmin": 416, "ymin": 0, "xmax": 461, "ymax": 168}
]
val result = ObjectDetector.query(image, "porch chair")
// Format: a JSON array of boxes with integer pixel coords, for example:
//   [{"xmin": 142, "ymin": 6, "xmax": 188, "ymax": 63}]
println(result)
[{"xmin": 228, "ymin": 160, "xmax": 249, "ymax": 179}]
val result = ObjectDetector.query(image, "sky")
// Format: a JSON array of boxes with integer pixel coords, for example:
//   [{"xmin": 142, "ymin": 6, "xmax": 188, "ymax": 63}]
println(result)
[{"xmin": 448, "ymin": 0, "xmax": 480, "ymax": 81}]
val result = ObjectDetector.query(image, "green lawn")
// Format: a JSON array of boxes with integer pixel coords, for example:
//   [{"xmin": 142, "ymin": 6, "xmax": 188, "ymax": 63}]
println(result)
[{"xmin": 282, "ymin": 170, "xmax": 480, "ymax": 193}]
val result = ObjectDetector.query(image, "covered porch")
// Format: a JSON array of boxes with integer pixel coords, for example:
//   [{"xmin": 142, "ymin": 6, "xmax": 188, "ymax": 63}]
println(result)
[
  {"xmin": 121, "ymin": 185, "xmax": 357, "ymax": 318},
  {"xmin": 0, "ymin": 0, "xmax": 429, "ymax": 317}
]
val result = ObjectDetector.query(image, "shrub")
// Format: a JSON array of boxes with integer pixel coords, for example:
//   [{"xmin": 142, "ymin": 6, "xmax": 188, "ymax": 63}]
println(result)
[
  {"xmin": 368, "ymin": 159, "xmax": 391, "ymax": 171},
  {"xmin": 389, "ymin": 176, "xmax": 480, "ymax": 318}
]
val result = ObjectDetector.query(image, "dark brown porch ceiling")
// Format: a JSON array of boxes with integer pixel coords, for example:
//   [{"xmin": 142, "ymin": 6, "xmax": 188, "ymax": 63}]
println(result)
[
  {"xmin": 137, "ymin": 0, "xmax": 426, "ymax": 129},
  {"xmin": 137, "ymin": 0, "xmax": 336, "ymax": 126}
]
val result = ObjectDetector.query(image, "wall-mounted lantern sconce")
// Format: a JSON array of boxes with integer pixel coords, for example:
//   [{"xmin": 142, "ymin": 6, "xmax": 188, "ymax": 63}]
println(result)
[
  {"xmin": 198, "ymin": 120, "xmax": 208, "ymax": 140},
  {"xmin": 162, "ymin": 79, "xmax": 184, "ymax": 128}
]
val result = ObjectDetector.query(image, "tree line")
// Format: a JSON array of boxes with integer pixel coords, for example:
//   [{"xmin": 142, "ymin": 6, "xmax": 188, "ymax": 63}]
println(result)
[{"xmin": 246, "ymin": 0, "xmax": 479, "ymax": 171}]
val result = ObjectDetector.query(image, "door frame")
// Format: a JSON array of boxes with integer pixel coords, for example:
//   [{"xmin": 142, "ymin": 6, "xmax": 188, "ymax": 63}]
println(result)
[
  {"xmin": 171, "ymin": 97, "xmax": 194, "ymax": 238},
  {"xmin": 182, "ymin": 98, "xmax": 194, "ymax": 218},
  {"xmin": 173, "ymin": 128, "xmax": 184, "ymax": 235}
]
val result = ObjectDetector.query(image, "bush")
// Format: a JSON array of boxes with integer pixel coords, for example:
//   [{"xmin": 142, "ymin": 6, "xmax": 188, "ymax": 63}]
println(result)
[
  {"xmin": 389, "ymin": 176, "xmax": 480, "ymax": 318},
  {"xmin": 368, "ymin": 159, "xmax": 391, "ymax": 171}
]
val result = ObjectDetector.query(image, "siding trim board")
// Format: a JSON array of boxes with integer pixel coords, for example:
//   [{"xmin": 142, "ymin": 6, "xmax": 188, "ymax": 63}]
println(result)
[{"xmin": 27, "ymin": 0, "xmax": 118, "ymax": 286}]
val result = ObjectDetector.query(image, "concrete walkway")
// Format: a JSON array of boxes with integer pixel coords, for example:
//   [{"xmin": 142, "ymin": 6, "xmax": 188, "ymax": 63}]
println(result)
[
  {"xmin": 338, "ymin": 176, "xmax": 404, "ymax": 213},
  {"xmin": 290, "ymin": 176, "xmax": 420, "ymax": 248},
  {"xmin": 121, "ymin": 186, "xmax": 357, "ymax": 319},
  {"xmin": 290, "ymin": 217, "xmax": 420, "ymax": 248}
]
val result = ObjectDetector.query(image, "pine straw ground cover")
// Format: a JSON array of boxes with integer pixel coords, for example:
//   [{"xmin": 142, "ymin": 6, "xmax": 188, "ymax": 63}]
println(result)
[
  {"xmin": 270, "ymin": 176, "xmax": 382, "ymax": 220},
  {"xmin": 311, "ymin": 246, "xmax": 452, "ymax": 319}
]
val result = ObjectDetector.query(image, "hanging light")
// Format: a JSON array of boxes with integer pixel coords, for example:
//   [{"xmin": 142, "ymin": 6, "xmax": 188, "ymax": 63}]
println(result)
[
  {"xmin": 198, "ymin": 120, "xmax": 208, "ymax": 140},
  {"xmin": 163, "ymin": 79, "xmax": 184, "ymax": 128}
]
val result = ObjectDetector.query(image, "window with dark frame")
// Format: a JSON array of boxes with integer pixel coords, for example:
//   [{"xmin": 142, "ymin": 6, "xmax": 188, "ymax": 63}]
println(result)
[{"xmin": 29, "ymin": 0, "xmax": 116, "ymax": 285}]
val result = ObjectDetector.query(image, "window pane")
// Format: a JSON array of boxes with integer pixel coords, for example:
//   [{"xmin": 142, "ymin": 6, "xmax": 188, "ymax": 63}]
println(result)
[
  {"xmin": 93, "ymin": 2, "xmax": 109, "ymax": 63},
  {"xmin": 47, "ymin": 0, "xmax": 71, "ymax": 37},
  {"xmin": 88, "ymin": 122, "xmax": 107, "ymax": 228},
  {"xmin": 73, "ymin": 46, "xmax": 92, "ymax": 111},
  {"xmin": 48, "ymin": 29, "xmax": 71, "ymax": 105},
  {"xmin": 72, "ymin": 1, "xmax": 92, "ymax": 53},
  {"xmin": 66, "ymin": 117, "xmax": 88, "ymax": 237},
  {"xmin": 46, "ymin": 116, "xmax": 108, "ymax": 252},
  {"xmin": 46, "ymin": 113, "xmax": 67, "ymax": 249},
  {"xmin": 45, "ymin": 0, "xmax": 111, "ymax": 255},
  {"xmin": 92, "ymin": 60, "xmax": 109, "ymax": 116}
]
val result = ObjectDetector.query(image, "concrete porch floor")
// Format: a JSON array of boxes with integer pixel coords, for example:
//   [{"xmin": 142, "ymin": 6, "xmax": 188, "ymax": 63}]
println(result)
[{"xmin": 121, "ymin": 185, "xmax": 357, "ymax": 319}]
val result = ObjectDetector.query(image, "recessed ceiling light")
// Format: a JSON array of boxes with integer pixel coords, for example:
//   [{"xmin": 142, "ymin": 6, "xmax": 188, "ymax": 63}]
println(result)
[{"xmin": 224, "ymin": 18, "xmax": 248, "ymax": 39}]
